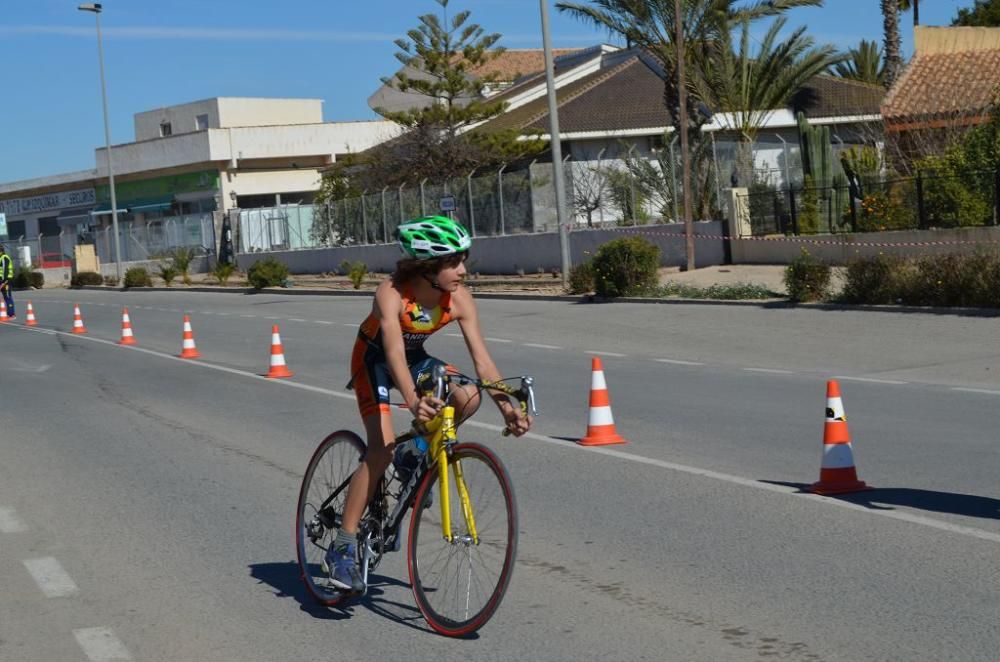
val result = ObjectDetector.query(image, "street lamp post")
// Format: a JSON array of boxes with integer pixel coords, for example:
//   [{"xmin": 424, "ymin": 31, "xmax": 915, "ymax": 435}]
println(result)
[
  {"xmin": 78, "ymin": 3, "xmax": 123, "ymax": 286},
  {"xmin": 539, "ymin": 0, "xmax": 571, "ymax": 288}
]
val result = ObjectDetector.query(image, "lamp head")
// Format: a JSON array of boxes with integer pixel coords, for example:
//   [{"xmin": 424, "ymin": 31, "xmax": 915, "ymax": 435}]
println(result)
[{"xmin": 78, "ymin": 3, "xmax": 103, "ymax": 13}]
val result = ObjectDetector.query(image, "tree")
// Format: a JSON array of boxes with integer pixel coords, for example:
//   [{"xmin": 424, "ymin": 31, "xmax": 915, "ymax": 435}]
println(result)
[
  {"xmin": 833, "ymin": 39, "xmax": 885, "ymax": 85},
  {"xmin": 882, "ymin": 0, "xmax": 903, "ymax": 88},
  {"xmin": 696, "ymin": 17, "xmax": 842, "ymax": 182},
  {"xmin": 556, "ymin": 0, "xmax": 822, "ymax": 218},
  {"xmin": 953, "ymin": 0, "xmax": 1000, "ymax": 26}
]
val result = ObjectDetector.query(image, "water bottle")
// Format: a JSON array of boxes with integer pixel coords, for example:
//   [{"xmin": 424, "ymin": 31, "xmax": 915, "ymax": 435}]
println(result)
[{"xmin": 393, "ymin": 435, "xmax": 427, "ymax": 484}]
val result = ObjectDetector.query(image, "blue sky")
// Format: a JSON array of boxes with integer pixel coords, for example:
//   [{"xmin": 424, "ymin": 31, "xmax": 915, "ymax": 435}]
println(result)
[{"xmin": 0, "ymin": 0, "xmax": 972, "ymax": 184}]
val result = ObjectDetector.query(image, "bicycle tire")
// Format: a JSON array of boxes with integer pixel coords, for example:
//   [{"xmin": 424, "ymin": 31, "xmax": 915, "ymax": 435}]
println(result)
[
  {"xmin": 295, "ymin": 430, "xmax": 365, "ymax": 606},
  {"xmin": 406, "ymin": 442, "xmax": 518, "ymax": 637}
]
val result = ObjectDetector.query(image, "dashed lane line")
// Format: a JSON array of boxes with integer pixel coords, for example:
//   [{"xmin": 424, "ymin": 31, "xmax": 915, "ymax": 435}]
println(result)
[
  {"xmin": 23, "ymin": 557, "xmax": 79, "ymax": 598},
  {"xmin": 585, "ymin": 350, "xmax": 627, "ymax": 358},
  {"xmin": 833, "ymin": 375, "xmax": 909, "ymax": 385},
  {"xmin": 523, "ymin": 343, "xmax": 562, "ymax": 350},
  {"xmin": 744, "ymin": 367, "xmax": 794, "ymax": 374},
  {"xmin": 289, "ymin": 318, "xmax": 307, "ymax": 322},
  {"xmin": 73, "ymin": 627, "xmax": 132, "ymax": 662},
  {"xmin": 13, "ymin": 324, "xmax": 1000, "ymax": 546},
  {"xmin": 485, "ymin": 337, "xmax": 512, "ymax": 343},
  {"xmin": 0, "ymin": 507, "xmax": 26, "ymax": 533},
  {"xmin": 314, "ymin": 320, "xmax": 334, "ymax": 325},
  {"xmin": 951, "ymin": 387, "xmax": 1000, "ymax": 395},
  {"xmin": 655, "ymin": 358, "xmax": 704, "ymax": 366}
]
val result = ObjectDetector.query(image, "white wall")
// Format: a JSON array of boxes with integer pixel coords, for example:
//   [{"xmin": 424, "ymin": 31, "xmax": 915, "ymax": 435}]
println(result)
[
  {"xmin": 134, "ymin": 99, "xmax": 219, "ymax": 141},
  {"xmin": 224, "ymin": 169, "xmax": 322, "ymax": 198},
  {"xmin": 217, "ymin": 98, "xmax": 322, "ymax": 128}
]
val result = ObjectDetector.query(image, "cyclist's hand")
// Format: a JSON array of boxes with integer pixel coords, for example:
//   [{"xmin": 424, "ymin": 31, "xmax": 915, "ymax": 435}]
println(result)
[
  {"xmin": 503, "ymin": 408, "xmax": 531, "ymax": 437},
  {"xmin": 412, "ymin": 394, "xmax": 444, "ymax": 423}
]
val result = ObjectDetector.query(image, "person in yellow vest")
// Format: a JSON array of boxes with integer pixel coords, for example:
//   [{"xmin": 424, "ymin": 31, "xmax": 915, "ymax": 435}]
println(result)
[{"xmin": 0, "ymin": 244, "xmax": 15, "ymax": 319}]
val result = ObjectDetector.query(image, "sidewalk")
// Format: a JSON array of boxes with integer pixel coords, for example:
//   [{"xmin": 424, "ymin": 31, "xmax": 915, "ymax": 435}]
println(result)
[{"xmin": 659, "ymin": 265, "xmax": 789, "ymax": 295}]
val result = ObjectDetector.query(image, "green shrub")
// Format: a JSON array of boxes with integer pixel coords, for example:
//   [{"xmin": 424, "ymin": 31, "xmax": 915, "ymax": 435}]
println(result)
[
  {"xmin": 247, "ymin": 258, "xmax": 289, "ymax": 289},
  {"xmin": 840, "ymin": 254, "xmax": 915, "ymax": 304},
  {"xmin": 71, "ymin": 271, "xmax": 104, "ymax": 287},
  {"xmin": 339, "ymin": 259, "xmax": 353, "ymax": 276},
  {"xmin": 159, "ymin": 264, "xmax": 179, "ymax": 287},
  {"xmin": 212, "ymin": 261, "xmax": 237, "ymax": 285},
  {"xmin": 591, "ymin": 236, "xmax": 661, "ymax": 298},
  {"xmin": 567, "ymin": 260, "xmax": 595, "ymax": 294},
  {"xmin": 851, "ymin": 188, "xmax": 912, "ymax": 232},
  {"xmin": 123, "ymin": 266, "xmax": 153, "ymax": 288},
  {"xmin": 12, "ymin": 267, "xmax": 43, "ymax": 289},
  {"xmin": 655, "ymin": 281, "xmax": 777, "ymax": 299},
  {"xmin": 103, "ymin": 275, "xmax": 118, "ymax": 287},
  {"xmin": 784, "ymin": 249, "xmax": 831, "ymax": 302},
  {"xmin": 347, "ymin": 261, "xmax": 367, "ymax": 289},
  {"xmin": 171, "ymin": 246, "xmax": 197, "ymax": 285}
]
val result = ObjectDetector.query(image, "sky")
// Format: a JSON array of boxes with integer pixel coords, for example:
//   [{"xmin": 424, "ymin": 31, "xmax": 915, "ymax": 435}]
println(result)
[{"xmin": 0, "ymin": 0, "xmax": 975, "ymax": 184}]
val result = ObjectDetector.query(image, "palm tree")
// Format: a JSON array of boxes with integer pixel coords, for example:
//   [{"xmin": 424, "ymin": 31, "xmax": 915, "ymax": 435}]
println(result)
[
  {"xmin": 882, "ymin": 0, "xmax": 903, "ymax": 88},
  {"xmin": 833, "ymin": 39, "xmax": 885, "ymax": 85},
  {"xmin": 696, "ymin": 17, "xmax": 843, "ymax": 182}
]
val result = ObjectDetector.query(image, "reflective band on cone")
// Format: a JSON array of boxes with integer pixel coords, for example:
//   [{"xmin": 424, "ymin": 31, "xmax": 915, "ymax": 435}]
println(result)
[
  {"xmin": 579, "ymin": 356, "xmax": 627, "ymax": 446},
  {"xmin": 119, "ymin": 307, "xmax": 136, "ymax": 345},
  {"xmin": 0, "ymin": 299, "xmax": 8, "ymax": 323},
  {"xmin": 810, "ymin": 380, "xmax": 871, "ymax": 495},
  {"xmin": 179, "ymin": 315, "xmax": 200, "ymax": 358},
  {"xmin": 72, "ymin": 304, "xmax": 87, "ymax": 334},
  {"xmin": 265, "ymin": 324, "xmax": 293, "ymax": 378},
  {"xmin": 25, "ymin": 301, "xmax": 37, "ymax": 326}
]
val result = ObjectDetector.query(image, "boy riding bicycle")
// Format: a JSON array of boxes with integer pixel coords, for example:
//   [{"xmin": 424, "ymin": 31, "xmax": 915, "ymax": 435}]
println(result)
[{"xmin": 327, "ymin": 215, "xmax": 532, "ymax": 593}]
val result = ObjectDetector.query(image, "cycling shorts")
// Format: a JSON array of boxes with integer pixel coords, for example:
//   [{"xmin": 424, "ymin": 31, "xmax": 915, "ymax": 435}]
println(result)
[{"xmin": 349, "ymin": 336, "xmax": 456, "ymax": 419}]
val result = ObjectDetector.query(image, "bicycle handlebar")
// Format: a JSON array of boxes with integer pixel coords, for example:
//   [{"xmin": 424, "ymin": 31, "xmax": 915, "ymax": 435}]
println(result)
[{"xmin": 419, "ymin": 364, "xmax": 537, "ymax": 436}]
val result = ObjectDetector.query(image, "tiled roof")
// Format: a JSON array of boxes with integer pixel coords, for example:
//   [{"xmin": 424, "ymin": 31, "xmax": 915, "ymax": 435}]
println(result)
[
  {"xmin": 468, "ymin": 49, "xmax": 583, "ymax": 82},
  {"xmin": 881, "ymin": 49, "xmax": 1000, "ymax": 128},
  {"xmin": 793, "ymin": 74, "xmax": 885, "ymax": 119}
]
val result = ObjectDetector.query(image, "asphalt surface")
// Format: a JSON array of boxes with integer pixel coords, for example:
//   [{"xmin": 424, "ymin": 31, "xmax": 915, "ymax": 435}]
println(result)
[{"xmin": 1, "ymin": 289, "xmax": 998, "ymax": 661}]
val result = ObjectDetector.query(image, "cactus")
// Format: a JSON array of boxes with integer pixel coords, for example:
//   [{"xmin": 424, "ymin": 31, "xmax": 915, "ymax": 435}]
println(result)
[{"xmin": 797, "ymin": 112, "xmax": 837, "ymax": 231}]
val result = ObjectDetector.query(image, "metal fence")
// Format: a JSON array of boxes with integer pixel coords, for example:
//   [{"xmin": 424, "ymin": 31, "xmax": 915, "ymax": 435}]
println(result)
[{"xmin": 739, "ymin": 169, "xmax": 1000, "ymax": 236}]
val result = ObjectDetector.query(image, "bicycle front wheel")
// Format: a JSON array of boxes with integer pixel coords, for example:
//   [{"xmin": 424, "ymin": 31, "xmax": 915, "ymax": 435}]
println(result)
[
  {"xmin": 407, "ymin": 443, "xmax": 517, "ymax": 637},
  {"xmin": 295, "ymin": 430, "xmax": 365, "ymax": 606}
]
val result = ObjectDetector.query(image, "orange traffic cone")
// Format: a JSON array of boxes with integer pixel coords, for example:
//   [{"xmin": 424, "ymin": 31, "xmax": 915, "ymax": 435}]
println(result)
[
  {"xmin": 179, "ymin": 315, "xmax": 201, "ymax": 358},
  {"xmin": 119, "ymin": 307, "xmax": 136, "ymax": 345},
  {"xmin": 810, "ymin": 380, "xmax": 871, "ymax": 495},
  {"xmin": 25, "ymin": 301, "xmax": 37, "ymax": 326},
  {"xmin": 265, "ymin": 325, "xmax": 293, "ymax": 378},
  {"xmin": 0, "ymin": 299, "xmax": 8, "ymax": 323},
  {"xmin": 72, "ymin": 304, "xmax": 87, "ymax": 334},
  {"xmin": 579, "ymin": 356, "xmax": 627, "ymax": 446}
]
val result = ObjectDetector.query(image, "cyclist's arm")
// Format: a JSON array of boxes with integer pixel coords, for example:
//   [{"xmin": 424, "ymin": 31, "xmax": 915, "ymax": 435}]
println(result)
[{"xmin": 453, "ymin": 287, "xmax": 518, "ymax": 417}]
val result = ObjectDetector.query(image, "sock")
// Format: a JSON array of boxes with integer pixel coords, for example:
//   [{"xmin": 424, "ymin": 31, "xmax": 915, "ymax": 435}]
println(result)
[{"xmin": 334, "ymin": 529, "xmax": 356, "ymax": 551}]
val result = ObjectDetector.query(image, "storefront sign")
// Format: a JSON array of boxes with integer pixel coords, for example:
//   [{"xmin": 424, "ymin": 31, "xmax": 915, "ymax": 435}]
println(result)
[
  {"xmin": 0, "ymin": 188, "xmax": 96, "ymax": 216},
  {"xmin": 95, "ymin": 170, "xmax": 219, "ymax": 203}
]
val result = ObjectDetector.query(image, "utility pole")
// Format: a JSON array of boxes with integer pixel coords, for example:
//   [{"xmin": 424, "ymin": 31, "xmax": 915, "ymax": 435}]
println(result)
[{"xmin": 675, "ymin": 0, "xmax": 695, "ymax": 271}]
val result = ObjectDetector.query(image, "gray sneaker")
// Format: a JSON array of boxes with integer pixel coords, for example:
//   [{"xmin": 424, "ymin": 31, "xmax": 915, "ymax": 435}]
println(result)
[{"xmin": 323, "ymin": 543, "xmax": 364, "ymax": 593}]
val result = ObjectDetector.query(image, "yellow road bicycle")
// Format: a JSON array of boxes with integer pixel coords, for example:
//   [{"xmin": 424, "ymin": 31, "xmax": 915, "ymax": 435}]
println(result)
[{"xmin": 295, "ymin": 365, "xmax": 537, "ymax": 636}]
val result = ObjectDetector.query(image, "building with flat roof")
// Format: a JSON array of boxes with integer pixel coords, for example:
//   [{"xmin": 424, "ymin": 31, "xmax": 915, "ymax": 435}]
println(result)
[{"xmin": 0, "ymin": 97, "xmax": 400, "ymax": 267}]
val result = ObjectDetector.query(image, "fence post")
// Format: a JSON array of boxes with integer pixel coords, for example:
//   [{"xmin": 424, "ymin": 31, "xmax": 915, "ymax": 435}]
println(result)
[
  {"xmin": 361, "ymin": 190, "xmax": 369, "ymax": 244},
  {"xmin": 994, "ymin": 166, "xmax": 1000, "ymax": 226},
  {"xmin": 849, "ymin": 191, "xmax": 858, "ymax": 233},
  {"xmin": 420, "ymin": 178, "xmax": 427, "ymax": 216},
  {"xmin": 467, "ymin": 169, "xmax": 476, "ymax": 237},
  {"xmin": 916, "ymin": 170, "xmax": 927, "ymax": 230},
  {"xmin": 788, "ymin": 186, "xmax": 798, "ymax": 235},
  {"xmin": 398, "ymin": 184, "xmax": 406, "ymax": 224},
  {"xmin": 498, "ymin": 163, "xmax": 507, "ymax": 235},
  {"xmin": 381, "ymin": 186, "xmax": 388, "ymax": 243}
]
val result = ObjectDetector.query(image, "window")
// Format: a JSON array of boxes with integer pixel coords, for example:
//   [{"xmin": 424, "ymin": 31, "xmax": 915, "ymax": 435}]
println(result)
[
  {"xmin": 195, "ymin": 114, "xmax": 209, "ymax": 131},
  {"xmin": 159, "ymin": 121, "xmax": 172, "ymax": 137}
]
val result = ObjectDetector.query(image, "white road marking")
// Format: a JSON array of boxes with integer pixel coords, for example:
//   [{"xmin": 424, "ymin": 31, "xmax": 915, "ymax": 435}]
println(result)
[
  {"xmin": 744, "ymin": 367, "xmax": 794, "ymax": 374},
  {"xmin": 446, "ymin": 333, "xmax": 463, "ymax": 338},
  {"xmin": 524, "ymin": 343, "xmax": 562, "ymax": 350},
  {"xmin": 585, "ymin": 350, "xmax": 627, "ymax": 357},
  {"xmin": 73, "ymin": 627, "xmax": 132, "ymax": 662},
  {"xmin": 485, "ymin": 337, "xmax": 512, "ymax": 343},
  {"xmin": 23, "ymin": 557, "xmax": 79, "ymax": 598},
  {"xmin": 0, "ymin": 507, "xmax": 26, "ymax": 533},
  {"xmin": 951, "ymin": 387, "xmax": 1000, "ymax": 396},
  {"xmin": 314, "ymin": 320, "xmax": 334, "ymax": 325},
  {"xmin": 289, "ymin": 318, "xmax": 307, "ymax": 322},
  {"xmin": 16, "ymin": 323, "xmax": 1000, "ymax": 545},
  {"xmin": 832, "ymin": 376, "xmax": 909, "ymax": 385},
  {"xmin": 265, "ymin": 316, "xmax": 280, "ymax": 320},
  {"xmin": 343, "ymin": 322, "xmax": 360, "ymax": 327},
  {"xmin": 240, "ymin": 314, "xmax": 254, "ymax": 318},
  {"xmin": 655, "ymin": 358, "xmax": 704, "ymax": 366}
]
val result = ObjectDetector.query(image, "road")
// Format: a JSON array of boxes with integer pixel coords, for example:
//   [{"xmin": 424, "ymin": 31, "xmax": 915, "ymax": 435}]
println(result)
[{"xmin": 1, "ymin": 289, "xmax": 998, "ymax": 661}]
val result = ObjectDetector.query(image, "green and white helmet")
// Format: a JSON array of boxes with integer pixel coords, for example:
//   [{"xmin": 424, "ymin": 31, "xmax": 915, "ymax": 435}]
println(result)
[{"xmin": 397, "ymin": 216, "xmax": 472, "ymax": 260}]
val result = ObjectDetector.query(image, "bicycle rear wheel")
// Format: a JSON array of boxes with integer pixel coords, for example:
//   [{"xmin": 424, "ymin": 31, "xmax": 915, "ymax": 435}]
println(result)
[
  {"xmin": 407, "ymin": 443, "xmax": 517, "ymax": 637},
  {"xmin": 295, "ymin": 430, "xmax": 365, "ymax": 606}
]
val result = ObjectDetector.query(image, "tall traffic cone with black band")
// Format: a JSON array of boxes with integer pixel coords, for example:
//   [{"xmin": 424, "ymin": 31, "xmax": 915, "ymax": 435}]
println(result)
[
  {"xmin": 265, "ymin": 325, "xmax": 293, "ymax": 378},
  {"xmin": 119, "ymin": 307, "xmax": 136, "ymax": 345},
  {"xmin": 179, "ymin": 315, "xmax": 200, "ymax": 358},
  {"xmin": 0, "ymin": 299, "xmax": 8, "ymax": 323},
  {"xmin": 810, "ymin": 380, "xmax": 870, "ymax": 495},
  {"xmin": 579, "ymin": 356, "xmax": 627, "ymax": 446},
  {"xmin": 72, "ymin": 304, "xmax": 87, "ymax": 334},
  {"xmin": 25, "ymin": 301, "xmax": 37, "ymax": 326}
]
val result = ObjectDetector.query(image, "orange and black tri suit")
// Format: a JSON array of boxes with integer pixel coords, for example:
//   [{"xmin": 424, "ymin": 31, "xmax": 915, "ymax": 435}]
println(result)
[{"xmin": 350, "ymin": 286, "xmax": 456, "ymax": 418}]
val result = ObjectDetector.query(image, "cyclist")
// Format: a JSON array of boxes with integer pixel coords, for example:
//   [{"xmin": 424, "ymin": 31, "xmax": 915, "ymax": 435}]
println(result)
[{"xmin": 326, "ymin": 215, "xmax": 532, "ymax": 593}]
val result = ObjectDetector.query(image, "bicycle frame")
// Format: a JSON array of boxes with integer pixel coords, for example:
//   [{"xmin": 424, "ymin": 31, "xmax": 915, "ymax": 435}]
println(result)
[{"xmin": 420, "ymin": 404, "xmax": 479, "ymax": 545}]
